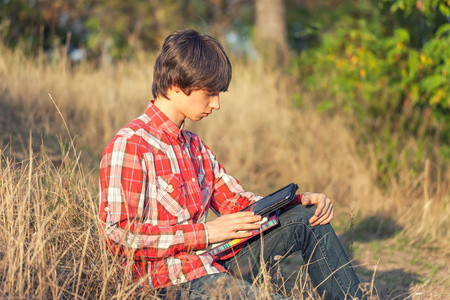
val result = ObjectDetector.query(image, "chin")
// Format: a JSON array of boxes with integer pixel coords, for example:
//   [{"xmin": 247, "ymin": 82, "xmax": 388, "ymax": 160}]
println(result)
[{"xmin": 188, "ymin": 117, "xmax": 203, "ymax": 122}]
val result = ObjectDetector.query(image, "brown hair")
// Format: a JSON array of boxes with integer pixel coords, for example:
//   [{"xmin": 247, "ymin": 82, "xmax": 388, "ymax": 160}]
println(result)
[{"xmin": 152, "ymin": 29, "xmax": 232, "ymax": 99}]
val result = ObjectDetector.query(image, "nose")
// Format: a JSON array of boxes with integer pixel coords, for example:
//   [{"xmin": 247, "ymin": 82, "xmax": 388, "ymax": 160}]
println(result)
[{"xmin": 209, "ymin": 95, "xmax": 220, "ymax": 110}]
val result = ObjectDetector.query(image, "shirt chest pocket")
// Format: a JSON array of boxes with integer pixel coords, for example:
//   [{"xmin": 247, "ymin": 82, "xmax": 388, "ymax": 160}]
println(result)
[{"xmin": 156, "ymin": 174, "xmax": 187, "ymax": 218}]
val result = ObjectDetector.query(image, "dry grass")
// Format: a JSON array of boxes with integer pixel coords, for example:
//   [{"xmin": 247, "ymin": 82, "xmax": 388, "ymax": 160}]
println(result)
[
  {"xmin": 0, "ymin": 45, "xmax": 449, "ymax": 298},
  {"xmin": 0, "ymin": 140, "xmax": 164, "ymax": 299}
]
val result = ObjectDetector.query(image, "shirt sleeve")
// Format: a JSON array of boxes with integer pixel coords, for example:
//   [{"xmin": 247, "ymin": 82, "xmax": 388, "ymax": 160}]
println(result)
[
  {"xmin": 99, "ymin": 137, "xmax": 208, "ymax": 260},
  {"xmin": 280, "ymin": 193, "xmax": 303, "ymax": 210}
]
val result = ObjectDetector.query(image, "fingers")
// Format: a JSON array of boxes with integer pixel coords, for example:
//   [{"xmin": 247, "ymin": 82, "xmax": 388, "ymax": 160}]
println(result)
[
  {"xmin": 302, "ymin": 193, "xmax": 334, "ymax": 226},
  {"xmin": 206, "ymin": 211, "xmax": 263, "ymax": 243},
  {"xmin": 312, "ymin": 202, "xmax": 334, "ymax": 225},
  {"xmin": 229, "ymin": 219, "xmax": 262, "ymax": 232},
  {"xmin": 301, "ymin": 192, "xmax": 312, "ymax": 206},
  {"xmin": 319, "ymin": 208, "xmax": 334, "ymax": 225},
  {"xmin": 314, "ymin": 196, "xmax": 326, "ymax": 217}
]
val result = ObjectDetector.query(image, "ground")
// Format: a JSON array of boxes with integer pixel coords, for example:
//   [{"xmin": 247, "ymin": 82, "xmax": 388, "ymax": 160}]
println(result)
[
  {"xmin": 279, "ymin": 233, "xmax": 450, "ymax": 299},
  {"xmin": 352, "ymin": 237, "xmax": 450, "ymax": 299}
]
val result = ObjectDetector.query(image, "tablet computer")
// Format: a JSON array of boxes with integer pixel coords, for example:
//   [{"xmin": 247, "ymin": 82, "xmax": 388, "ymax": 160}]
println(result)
[
  {"xmin": 197, "ymin": 183, "xmax": 298, "ymax": 259},
  {"xmin": 240, "ymin": 183, "xmax": 298, "ymax": 216}
]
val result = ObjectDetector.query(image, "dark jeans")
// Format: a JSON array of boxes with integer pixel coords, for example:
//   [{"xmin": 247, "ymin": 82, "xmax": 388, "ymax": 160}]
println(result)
[{"xmin": 156, "ymin": 205, "xmax": 365, "ymax": 299}]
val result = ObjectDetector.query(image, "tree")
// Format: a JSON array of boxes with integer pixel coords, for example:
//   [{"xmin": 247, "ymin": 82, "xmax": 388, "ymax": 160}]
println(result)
[{"xmin": 254, "ymin": 0, "xmax": 289, "ymax": 67}]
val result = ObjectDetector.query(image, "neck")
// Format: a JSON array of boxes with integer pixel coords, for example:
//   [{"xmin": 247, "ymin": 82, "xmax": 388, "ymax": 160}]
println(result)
[{"xmin": 154, "ymin": 97, "xmax": 184, "ymax": 127}]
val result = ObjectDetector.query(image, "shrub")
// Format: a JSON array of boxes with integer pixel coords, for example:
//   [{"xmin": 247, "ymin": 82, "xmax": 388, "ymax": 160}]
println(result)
[{"xmin": 295, "ymin": 0, "xmax": 450, "ymax": 184}]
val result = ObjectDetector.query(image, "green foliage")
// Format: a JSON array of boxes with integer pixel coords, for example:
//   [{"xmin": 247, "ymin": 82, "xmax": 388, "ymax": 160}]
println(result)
[
  {"xmin": 296, "ymin": 0, "xmax": 450, "ymax": 170},
  {"xmin": 0, "ymin": 0, "xmax": 44, "ymax": 53},
  {"xmin": 386, "ymin": 0, "xmax": 450, "ymax": 17}
]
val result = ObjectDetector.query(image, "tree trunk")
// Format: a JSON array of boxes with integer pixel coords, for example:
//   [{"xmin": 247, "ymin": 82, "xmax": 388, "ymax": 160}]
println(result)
[{"xmin": 254, "ymin": 0, "xmax": 289, "ymax": 67}]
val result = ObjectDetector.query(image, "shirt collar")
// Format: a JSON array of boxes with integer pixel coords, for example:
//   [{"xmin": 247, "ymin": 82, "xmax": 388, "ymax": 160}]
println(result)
[{"xmin": 145, "ymin": 101, "xmax": 187, "ymax": 143}]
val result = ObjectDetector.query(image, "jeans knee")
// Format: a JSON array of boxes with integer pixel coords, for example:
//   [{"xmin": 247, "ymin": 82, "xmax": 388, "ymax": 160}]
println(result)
[
  {"xmin": 278, "ymin": 205, "xmax": 336, "ymax": 242},
  {"xmin": 279, "ymin": 204, "xmax": 316, "ymax": 225}
]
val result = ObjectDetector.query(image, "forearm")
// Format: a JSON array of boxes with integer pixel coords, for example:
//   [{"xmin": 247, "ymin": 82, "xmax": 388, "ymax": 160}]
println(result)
[{"xmin": 102, "ymin": 219, "xmax": 209, "ymax": 260}]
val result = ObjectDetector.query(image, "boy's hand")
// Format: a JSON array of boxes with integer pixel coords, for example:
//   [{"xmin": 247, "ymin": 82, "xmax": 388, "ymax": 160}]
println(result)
[
  {"xmin": 205, "ymin": 212, "xmax": 262, "ymax": 244},
  {"xmin": 301, "ymin": 193, "xmax": 334, "ymax": 226}
]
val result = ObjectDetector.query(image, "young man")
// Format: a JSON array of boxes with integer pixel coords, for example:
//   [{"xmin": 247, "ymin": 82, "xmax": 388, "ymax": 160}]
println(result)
[{"xmin": 99, "ymin": 29, "xmax": 365, "ymax": 299}]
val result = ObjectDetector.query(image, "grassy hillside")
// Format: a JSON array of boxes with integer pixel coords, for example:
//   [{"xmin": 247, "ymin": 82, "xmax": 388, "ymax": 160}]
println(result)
[{"xmin": 0, "ymin": 46, "xmax": 449, "ymax": 298}]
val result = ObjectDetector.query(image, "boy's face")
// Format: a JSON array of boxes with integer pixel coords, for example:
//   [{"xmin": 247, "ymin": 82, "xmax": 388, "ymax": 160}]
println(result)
[{"xmin": 175, "ymin": 89, "xmax": 221, "ymax": 122}]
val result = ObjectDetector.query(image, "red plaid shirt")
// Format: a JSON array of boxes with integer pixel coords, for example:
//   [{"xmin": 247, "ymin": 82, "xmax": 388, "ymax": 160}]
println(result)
[{"xmin": 99, "ymin": 101, "xmax": 270, "ymax": 289}]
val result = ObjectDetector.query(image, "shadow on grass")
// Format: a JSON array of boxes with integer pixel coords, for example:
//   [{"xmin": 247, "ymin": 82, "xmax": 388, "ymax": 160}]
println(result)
[
  {"xmin": 278, "ymin": 254, "xmax": 422, "ymax": 299},
  {"xmin": 352, "ymin": 215, "xmax": 403, "ymax": 243},
  {"xmin": 366, "ymin": 268, "xmax": 423, "ymax": 299}
]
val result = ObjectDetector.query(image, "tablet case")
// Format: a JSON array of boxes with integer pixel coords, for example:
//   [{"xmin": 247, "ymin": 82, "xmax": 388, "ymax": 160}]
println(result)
[
  {"xmin": 239, "ymin": 183, "xmax": 298, "ymax": 216},
  {"xmin": 199, "ymin": 183, "xmax": 298, "ymax": 259}
]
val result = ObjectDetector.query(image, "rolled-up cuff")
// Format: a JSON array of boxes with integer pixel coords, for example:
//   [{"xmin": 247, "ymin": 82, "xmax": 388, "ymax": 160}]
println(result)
[
  {"xmin": 293, "ymin": 193, "xmax": 303, "ymax": 205},
  {"xmin": 183, "ymin": 223, "xmax": 209, "ymax": 251}
]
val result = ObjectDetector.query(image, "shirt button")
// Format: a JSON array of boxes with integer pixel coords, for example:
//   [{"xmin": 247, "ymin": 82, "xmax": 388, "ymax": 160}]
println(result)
[
  {"xmin": 167, "ymin": 184, "xmax": 174, "ymax": 192},
  {"xmin": 191, "ymin": 178, "xmax": 196, "ymax": 182},
  {"xmin": 105, "ymin": 207, "xmax": 110, "ymax": 212}
]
